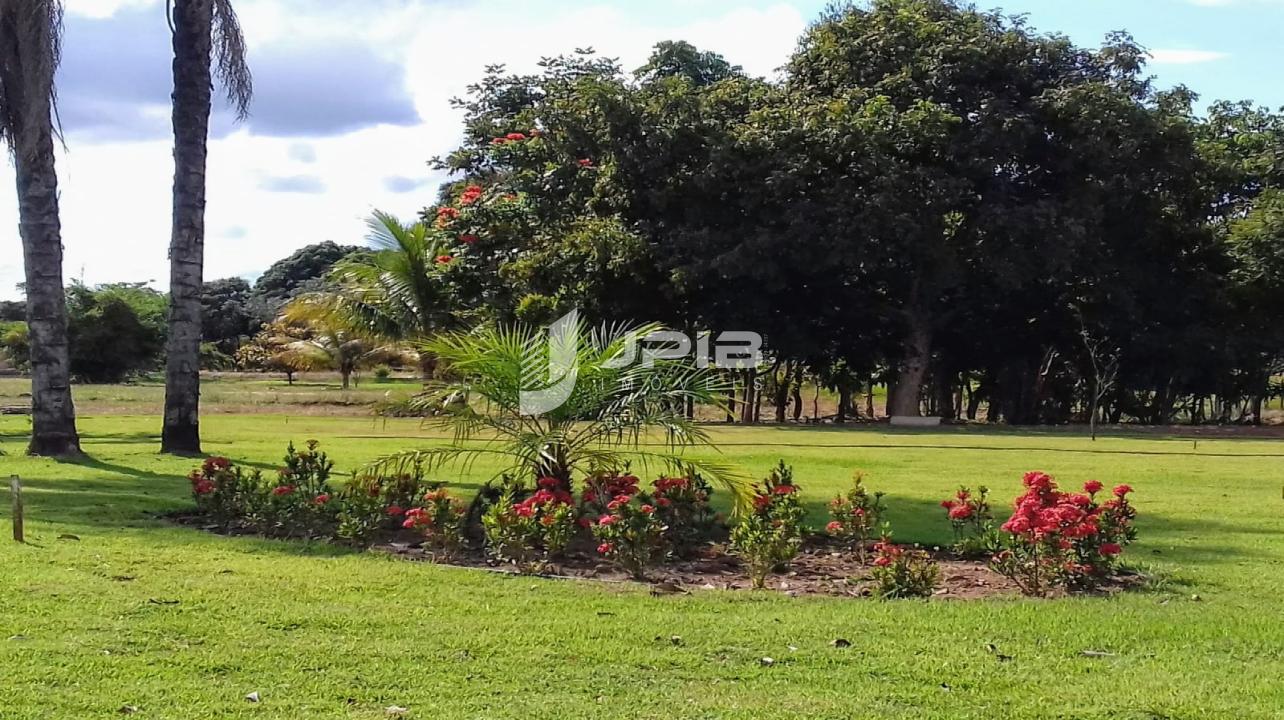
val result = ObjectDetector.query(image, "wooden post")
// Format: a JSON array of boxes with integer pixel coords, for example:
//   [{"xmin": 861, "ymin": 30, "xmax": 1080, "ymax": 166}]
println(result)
[{"xmin": 10, "ymin": 476, "xmax": 22, "ymax": 543}]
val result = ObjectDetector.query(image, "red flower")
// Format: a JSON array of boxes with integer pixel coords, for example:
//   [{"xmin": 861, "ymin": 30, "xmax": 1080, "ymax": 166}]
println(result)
[
  {"xmin": 656, "ymin": 497, "xmax": 671, "ymax": 508},
  {"xmin": 825, "ymin": 520, "xmax": 843, "ymax": 534},
  {"xmin": 1113, "ymin": 484, "xmax": 1133, "ymax": 497},
  {"xmin": 772, "ymin": 484, "xmax": 796, "ymax": 495},
  {"xmin": 313, "ymin": 494, "xmax": 330, "ymax": 505},
  {"xmin": 537, "ymin": 477, "xmax": 561, "ymax": 490},
  {"xmin": 513, "ymin": 504, "xmax": 535, "ymax": 518},
  {"xmin": 436, "ymin": 206, "xmax": 460, "ymax": 220},
  {"xmin": 1100, "ymin": 543, "xmax": 1123, "ymax": 556},
  {"xmin": 940, "ymin": 499, "xmax": 955, "ymax": 510},
  {"xmin": 597, "ymin": 542, "xmax": 614, "ymax": 555},
  {"xmin": 505, "ymin": 132, "xmax": 527, "ymax": 141},
  {"xmin": 1083, "ymin": 480, "xmax": 1103, "ymax": 494},
  {"xmin": 873, "ymin": 556, "xmax": 893, "ymax": 567},
  {"xmin": 194, "ymin": 480, "xmax": 215, "ymax": 495},
  {"xmin": 577, "ymin": 158, "xmax": 593, "ymax": 168},
  {"xmin": 460, "ymin": 234, "xmax": 478, "ymax": 244},
  {"xmin": 640, "ymin": 504, "xmax": 655, "ymax": 514},
  {"xmin": 752, "ymin": 495, "xmax": 771, "ymax": 511},
  {"xmin": 436, "ymin": 254, "xmax": 453, "ymax": 265},
  {"xmin": 577, "ymin": 517, "xmax": 593, "ymax": 529},
  {"xmin": 386, "ymin": 505, "xmax": 405, "ymax": 517},
  {"xmin": 490, "ymin": 137, "xmax": 507, "ymax": 145},
  {"xmin": 272, "ymin": 485, "xmax": 295, "ymax": 497},
  {"xmin": 597, "ymin": 515, "xmax": 618, "ymax": 526},
  {"xmin": 947, "ymin": 505, "xmax": 973, "ymax": 521},
  {"xmin": 459, "ymin": 185, "xmax": 483, "ymax": 205}
]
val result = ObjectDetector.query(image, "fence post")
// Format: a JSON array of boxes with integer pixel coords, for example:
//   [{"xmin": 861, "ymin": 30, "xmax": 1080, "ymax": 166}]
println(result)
[{"xmin": 10, "ymin": 476, "xmax": 22, "ymax": 543}]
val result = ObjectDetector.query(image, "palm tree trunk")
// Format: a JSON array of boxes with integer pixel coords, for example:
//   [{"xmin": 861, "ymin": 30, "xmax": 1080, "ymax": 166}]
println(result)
[
  {"xmin": 15, "ymin": 119, "xmax": 80, "ymax": 456},
  {"xmin": 0, "ymin": 4, "xmax": 81, "ymax": 457},
  {"xmin": 162, "ymin": 0, "xmax": 214, "ymax": 454}
]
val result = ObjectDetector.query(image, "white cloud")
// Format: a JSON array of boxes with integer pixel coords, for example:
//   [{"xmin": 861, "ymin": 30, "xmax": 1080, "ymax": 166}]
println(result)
[
  {"xmin": 1149, "ymin": 48, "xmax": 1229, "ymax": 64},
  {"xmin": 0, "ymin": 1, "xmax": 809, "ymax": 300}
]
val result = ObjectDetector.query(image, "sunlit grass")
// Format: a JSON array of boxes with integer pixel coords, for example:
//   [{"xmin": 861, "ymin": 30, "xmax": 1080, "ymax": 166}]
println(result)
[{"xmin": 2, "ymin": 414, "xmax": 1283, "ymax": 718}]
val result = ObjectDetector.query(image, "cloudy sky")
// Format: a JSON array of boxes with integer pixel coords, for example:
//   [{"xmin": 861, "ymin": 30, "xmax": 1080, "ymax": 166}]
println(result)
[{"xmin": 1, "ymin": 0, "xmax": 1280, "ymax": 300}]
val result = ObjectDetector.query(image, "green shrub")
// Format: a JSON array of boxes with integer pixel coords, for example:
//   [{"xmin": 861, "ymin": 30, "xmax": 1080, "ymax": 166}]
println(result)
[
  {"xmin": 870, "ymin": 536, "xmax": 940, "ymax": 599},
  {"xmin": 481, "ymin": 478, "xmax": 577, "ymax": 573},
  {"xmin": 591, "ymin": 493, "xmax": 668, "ymax": 579},
  {"xmin": 730, "ymin": 461, "xmax": 806, "ymax": 589},
  {"xmin": 825, "ymin": 471, "xmax": 886, "ymax": 561}
]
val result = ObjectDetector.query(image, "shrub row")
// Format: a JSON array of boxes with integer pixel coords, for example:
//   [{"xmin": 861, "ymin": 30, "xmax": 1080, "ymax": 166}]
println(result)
[{"xmin": 188, "ymin": 442, "xmax": 1138, "ymax": 598}]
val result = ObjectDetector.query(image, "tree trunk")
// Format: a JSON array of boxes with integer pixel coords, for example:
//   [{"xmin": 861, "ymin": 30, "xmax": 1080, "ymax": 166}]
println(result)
[
  {"xmin": 419, "ymin": 352, "xmax": 438, "ymax": 385},
  {"xmin": 866, "ymin": 381, "xmax": 875, "ymax": 419},
  {"xmin": 740, "ymin": 368, "xmax": 756, "ymax": 424},
  {"xmin": 9, "ymin": 82, "xmax": 80, "ymax": 456},
  {"xmin": 791, "ymin": 365, "xmax": 804, "ymax": 422},
  {"xmin": 162, "ymin": 0, "xmax": 214, "ymax": 455},
  {"xmin": 836, "ymin": 386, "xmax": 851, "ymax": 424},
  {"xmin": 341, "ymin": 367, "xmax": 352, "ymax": 390},
  {"xmin": 889, "ymin": 310, "xmax": 932, "ymax": 417},
  {"xmin": 725, "ymin": 382, "xmax": 736, "ymax": 423},
  {"xmin": 771, "ymin": 360, "xmax": 788, "ymax": 423}
]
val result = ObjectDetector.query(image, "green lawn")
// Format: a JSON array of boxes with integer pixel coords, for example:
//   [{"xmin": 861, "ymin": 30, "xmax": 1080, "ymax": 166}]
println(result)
[{"xmin": 2, "ymin": 414, "xmax": 1283, "ymax": 718}]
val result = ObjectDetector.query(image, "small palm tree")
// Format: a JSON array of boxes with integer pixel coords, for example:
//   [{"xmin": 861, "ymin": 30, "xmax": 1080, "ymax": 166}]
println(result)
[
  {"xmin": 0, "ymin": 0, "xmax": 81, "ymax": 456},
  {"xmin": 366, "ymin": 316, "xmax": 749, "ymax": 507},
  {"xmin": 162, "ymin": 0, "xmax": 252, "ymax": 453},
  {"xmin": 301, "ymin": 211, "xmax": 457, "ymax": 381},
  {"xmin": 279, "ymin": 302, "xmax": 415, "ymax": 389}
]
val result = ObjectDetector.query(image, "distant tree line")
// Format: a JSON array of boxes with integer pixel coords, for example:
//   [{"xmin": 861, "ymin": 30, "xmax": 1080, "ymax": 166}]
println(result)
[{"xmin": 0, "ymin": 241, "xmax": 365, "ymax": 382}]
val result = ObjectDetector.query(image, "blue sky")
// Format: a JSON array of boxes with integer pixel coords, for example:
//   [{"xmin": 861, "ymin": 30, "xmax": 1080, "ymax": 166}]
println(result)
[{"xmin": 1, "ymin": 0, "xmax": 1279, "ymax": 300}]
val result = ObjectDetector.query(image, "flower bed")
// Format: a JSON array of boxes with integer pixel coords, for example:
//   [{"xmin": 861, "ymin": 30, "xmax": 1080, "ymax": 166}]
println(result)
[{"xmin": 173, "ymin": 441, "xmax": 1144, "ymax": 600}]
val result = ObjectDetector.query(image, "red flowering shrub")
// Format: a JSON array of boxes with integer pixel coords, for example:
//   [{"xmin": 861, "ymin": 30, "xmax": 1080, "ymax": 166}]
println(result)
[
  {"xmin": 403, "ymin": 487, "xmax": 468, "ymax": 560},
  {"xmin": 189, "ymin": 456, "xmax": 260, "ymax": 525},
  {"xmin": 991, "ymin": 472, "xmax": 1138, "ymax": 595},
  {"xmin": 458, "ymin": 184, "xmax": 484, "ymax": 205},
  {"xmin": 482, "ymin": 477, "xmax": 577, "ymax": 573},
  {"xmin": 826, "ymin": 471, "xmax": 886, "ymax": 560},
  {"xmin": 730, "ymin": 461, "xmax": 806, "ymax": 589},
  {"xmin": 939, "ymin": 485, "xmax": 1001, "ymax": 557},
  {"xmin": 247, "ymin": 440, "xmax": 337, "ymax": 537},
  {"xmin": 579, "ymin": 469, "xmax": 641, "ymax": 518},
  {"xmin": 335, "ymin": 461, "xmax": 431, "ymax": 545},
  {"xmin": 869, "ymin": 536, "xmax": 940, "ymax": 599},
  {"xmin": 650, "ymin": 472, "xmax": 719, "ymax": 556},
  {"xmin": 591, "ymin": 494, "xmax": 668, "ymax": 579}
]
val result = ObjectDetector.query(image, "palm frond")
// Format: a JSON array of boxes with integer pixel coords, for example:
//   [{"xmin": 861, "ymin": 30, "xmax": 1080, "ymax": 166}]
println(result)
[{"xmin": 211, "ymin": 0, "xmax": 252, "ymax": 119}]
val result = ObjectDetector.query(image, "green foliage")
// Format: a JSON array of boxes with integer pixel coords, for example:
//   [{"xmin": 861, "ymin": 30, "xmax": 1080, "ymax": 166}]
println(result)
[
  {"xmin": 0, "ymin": 321, "xmax": 29, "ymax": 371},
  {"xmin": 365, "ymin": 316, "xmax": 746, "ymax": 503},
  {"xmin": 730, "ymin": 461, "xmax": 806, "ymax": 589},
  {"xmin": 66, "ymin": 283, "xmax": 166, "ymax": 382},
  {"xmin": 825, "ymin": 472, "xmax": 887, "ymax": 560},
  {"xmin": 870, "ymin": 537, "xmax": 941, "ymax": 599},
  {"xmin": 591, "ymin": 493, "xmax": 668, "ymax": 579},
  {"xmin": 200, "ymin": 277, "xmax": 257, "ymax": 353},
  {"xmin": 481, "ymin": 482, "xmax": 577, "ymax": 574}
]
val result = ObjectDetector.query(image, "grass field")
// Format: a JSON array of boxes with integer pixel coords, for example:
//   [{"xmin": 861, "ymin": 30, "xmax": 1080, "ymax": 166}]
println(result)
[{"xmin": 3, "ymin": 409, "xmax": 1284, "ymax": 719}]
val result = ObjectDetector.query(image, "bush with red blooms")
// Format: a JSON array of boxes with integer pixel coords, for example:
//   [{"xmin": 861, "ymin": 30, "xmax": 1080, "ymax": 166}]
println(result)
[
  {"xmin": 991, "ymin": 472, "xmax": 1138, "ymax": 595},
  {"xmin": 481, "ymin": 477, "xmax": 577, "ymax": 573},
  {"xmin": 730, "ymin": 461, "xmax": 807, "ymax": 589},
  {"xmin": 939, "ymin": 485, "xmax": 1001, "ymax": 558},
  {"xmin": 869, "ymin": 536, "xmax": 940, "ymax": 599},
  {"xmin": 189, "ymin": 455, "xmax": 261, "ymax": 525},
  {"xmin": 579, "ymin": 469, "xmax": 641, "ymax": 518},
  {"xmin": 826, "ymin": 471, "xmax": 886, "ymax": 561},
  {"xmin": 334, "ymin": 461, "xmax": 432, "ymax": 545},
  {"xmin": 247, "ymin": 440, "xmax": 338, "ymax": 537},
  {"xmin": 650, "ymin": 472, "xmax": 719, "ymax": 556},
  {"xmin": 403, "ymin": 487, "xmax": 468, "ymax": 560},
  {"xmin": 591, "ymin": 494, "xmax": 668, "ymax": 579}
]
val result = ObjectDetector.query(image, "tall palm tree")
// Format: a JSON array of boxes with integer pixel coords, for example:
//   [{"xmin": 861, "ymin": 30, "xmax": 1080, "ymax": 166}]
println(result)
[
  {"xmin": 299, "ymin": 211, "xmax": 458, "ymax": 381},
  {"xmin": 161, "ymin": 0, "xmax": 251, "ymax": 453},
  {"xmin": 0, "ymin": 0, "xmax": 80, "ymax": 456}
]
